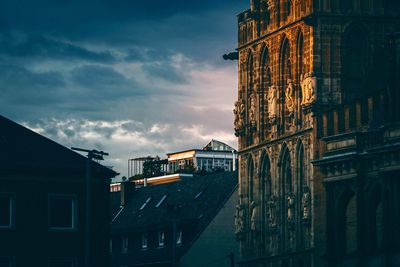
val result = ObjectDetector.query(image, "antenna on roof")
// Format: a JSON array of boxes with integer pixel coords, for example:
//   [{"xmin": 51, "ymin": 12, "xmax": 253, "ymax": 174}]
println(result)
[
  {"xmin": 71, "ymin": 147, "xmax": 109, "ymax": 267},
  {"xmin": 71, "ymin": 147, "xmax": 108, "ymax": 161}
]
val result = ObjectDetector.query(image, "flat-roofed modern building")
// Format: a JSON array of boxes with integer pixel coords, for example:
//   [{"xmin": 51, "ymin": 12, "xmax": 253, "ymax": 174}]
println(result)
[{"xmin": 167, "ymin": 140, "xmax": 237, "ymax": 173}]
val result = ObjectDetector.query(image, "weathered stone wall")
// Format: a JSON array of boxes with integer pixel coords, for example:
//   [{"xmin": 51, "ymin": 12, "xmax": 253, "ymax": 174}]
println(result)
[{"xmin": 234, "ymin": 0, "xmax": 400, "ymax": 266}]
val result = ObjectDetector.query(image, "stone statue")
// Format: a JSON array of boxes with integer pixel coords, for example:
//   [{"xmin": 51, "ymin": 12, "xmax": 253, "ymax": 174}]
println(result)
[
  {"xmin": 267, "ymin": 195, "xmax": 277, "ymax": 228},
  {"xmin": 301, "ymin": 72, "xmax": 316, "ymax": 105},
  {"xmin": 249, "ymin": 93, "xmax": 257, "ymax": 129},
  {"xmin": 233, "ymin": 100, "xmax": 245, "ymax": 136},
  {"xmin": 250, "ymin": 201, "xmax": 259, "ymax": 231},
  {"xmin": 267, "ymin": 0, "xmax": 276, "ymax": 11},
  {"xmin": 234, "ymin": 204, "xmax": 245, "ymax": 239},
  {"xmin": 285, "ymin": 79, "xmax": 295, "ymax": 113},
  {"xmin": 287, "ymin": 193, "xmax": 295, "ymax": 223},
  {"xmin": 302, "ymin": 187, "xmax": 311, "ymax": 220},
  {"xmin": 267, "ymin": 85, "xmax": 277, "ymax": 119}
]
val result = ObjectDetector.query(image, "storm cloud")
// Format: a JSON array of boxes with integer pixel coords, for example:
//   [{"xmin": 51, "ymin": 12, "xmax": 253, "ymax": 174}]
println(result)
[{"xmin": 0, "ymin": 0, "xmax": 247, "ymax": 178}]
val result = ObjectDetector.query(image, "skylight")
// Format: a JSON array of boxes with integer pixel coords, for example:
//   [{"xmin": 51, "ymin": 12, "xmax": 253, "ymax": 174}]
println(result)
[
  {"xmin": 194, "ymin": 191, "xmax": 203, "ymax": 199},
  {"xmin": 140, "ymin": 197, "xmax": 152, "ymax": 210},
  {"xmin": 155, "ymin": 194, "xmax": 168, "ymax": 208}
]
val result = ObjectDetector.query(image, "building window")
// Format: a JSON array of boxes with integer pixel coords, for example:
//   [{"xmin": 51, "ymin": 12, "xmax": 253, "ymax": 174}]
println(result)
[
  {"xmin": 155, "ymin": 195, "xmax": 168, "ymax": 208},
  {"xmin": 158, "ymin": 231, "xmax": 165, "ymax": 247},
  {"xmin": 176, "ymin": 230, "xmax": 182, "ymax": 246},
  {"xmin": 140, "ymin": 197, "xmax": 152, "ymax": 210},
  {"xmin": 48, "ymin": 258, "xmax": 75, "ymax": 267},
  {"xmin": 141, "ymin": 234, "xmax": 148, "ymax": 249},
  {"xmin": 109, "ymin": 239, "xmax": 113, "ymax": 254},
  {"xmin": 0, "ymin": 257, "xmax": 12, "ymax": 267},
  {"xmin": 194, "ymin": 191, "xmax": 203, "ymax": 199},
  {"xmin": 122, "ymin": 237, "xmax": 128, "ymax": 253},
  {"xmin": 48, "ymin": 195, "xmax": 76, "ymax": 230},
  {"xmin": 0, "ymin": 193, "xmax": 13, "ymax": 228}
]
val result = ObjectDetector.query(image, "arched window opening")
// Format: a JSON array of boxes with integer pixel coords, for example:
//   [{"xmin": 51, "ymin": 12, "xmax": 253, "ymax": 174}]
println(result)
[
  {"xmin": 282, "ymin": 148, "xmax": 292, "ymax": 196},
  {"xmin": 345, "ymin": 195, "xmax": 357, "ymax": 255},
  {"xmin": 281, "ymin": 38, "xmax": 292, "ymax": 132},
  {"xmin": 248, "ymin": 157, "xmax": 255, "ymax": 201},
  {"xmin": 337, "ymin": 190, "xmax": 357, "ymax": 255},
  {"xmin": 261, "ymin": 48, "xmax": 271, "ymax": 140},
  {"xmin": 342, "ymin": 28, "xmax": 368, "ymax": 102},
  {"xmin": 282, "ymin": 40, "xmax": 292, "ymax": 84},
  {"xmin": 247, "ymin": 53, "xmax": 254, "ymax": 99},
  {"xmin": 260, "ymin": 153, "xmax": 271, "ymax": 249},
  {"xmin": 369, "ymin": 186, "xmax": 383, "ymax": 251},
  {"xmin": 281, "ymin": 0, "xmax": 291, "ymax": 21},
  {"xmin": 280, "ymin": 145, "xmax": 293, "ymax": 250},
  {"xmin": 297, "ymin": 32, "xmax": 304, "ymax": 126},
  {"xmin": 261, "ymin": 154, "xmax": 272, "ymax": 198},
  {"xmin": 297, "ymin": 142, "xmax": 309, "ymax": 248},
  {"xmin": 247, "ymin": 53, "xmax": 255, "ymax": 145}
]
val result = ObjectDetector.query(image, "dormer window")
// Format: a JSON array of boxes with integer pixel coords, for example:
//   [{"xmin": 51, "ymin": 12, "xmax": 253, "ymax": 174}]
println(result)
[
  {"xmin": 155, "ymin": 195, "xmax": 168, "ymax": 208},
  {"xmin": 140, "ymin": 197, "xmax": 152, "ymax": 210},
  {"xmin": 122, "ymin": 237, "xmax": 128, "ymax": 253},
  {"xmin": 194, "ymin": 191, "xmax": 203, "ymax": 199},
  {"xmin": 142, "ymin": 234, "xmax": 148, "ymax": 249},
  {"xmin": 158, "ymin": 231, "xmax": 165, "ymax": 247},
  {"xmin": 176, "ymin": 230, "xmax": 182, "ymax": 246}
]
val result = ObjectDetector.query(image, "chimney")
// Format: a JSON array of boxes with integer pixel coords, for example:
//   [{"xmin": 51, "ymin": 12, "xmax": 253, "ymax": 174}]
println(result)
[{"xmin": 120, "ymin": 181, "xmax": 135, "ymax": 206}]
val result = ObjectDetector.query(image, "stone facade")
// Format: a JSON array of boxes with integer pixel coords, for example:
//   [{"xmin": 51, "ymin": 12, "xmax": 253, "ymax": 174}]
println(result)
[{"xmin": 234, "ymin": 0, "xmax": 400, "ymax": 266}]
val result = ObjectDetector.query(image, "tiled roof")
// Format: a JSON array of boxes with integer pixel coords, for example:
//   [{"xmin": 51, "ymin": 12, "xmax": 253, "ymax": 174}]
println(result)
[
  {"xmin": 111, "ymin": 172, "xmax": 238, "ymax": 266},
  {"xmin": 112, "ymin": 172, "xmax": 237, "ymax": 233},
  {"xmin": 0, "ymin": 115, "xmax": 117, "ymax": 178}
]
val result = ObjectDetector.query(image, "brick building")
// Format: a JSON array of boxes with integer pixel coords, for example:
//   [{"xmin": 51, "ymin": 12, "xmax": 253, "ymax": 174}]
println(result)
[{"xmin": 233, "ymin": 0, "xmax": 400, "ymax": 266}]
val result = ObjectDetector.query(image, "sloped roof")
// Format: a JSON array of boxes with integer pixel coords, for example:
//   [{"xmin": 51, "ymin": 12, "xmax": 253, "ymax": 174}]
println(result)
[
  {"xmin": 111, "ymin": 172, "xmax": 238, "ymax": 266},
  {"xmin": 202, "ymin": 139, "xmax": 237, "ymax": 152},
  {"xmin": 112, "ymin": 171, "xmax": 237, "ymax": 232},
  {"xmin": 0, "ymin": 115, "xmax": 117, "ymax": 178},
  {"xmin": 166, "ymin": 139, "xmax": 237, "ymax": 156}
]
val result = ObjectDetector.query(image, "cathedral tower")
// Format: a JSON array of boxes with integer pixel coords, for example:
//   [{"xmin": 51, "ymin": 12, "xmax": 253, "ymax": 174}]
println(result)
[{"xmin": 234, "ymin": 0, "xmax": 400, "ymax": 266}]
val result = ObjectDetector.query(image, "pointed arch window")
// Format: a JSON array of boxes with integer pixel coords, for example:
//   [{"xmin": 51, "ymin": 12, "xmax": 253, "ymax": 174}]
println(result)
[
  {"xmin": 281, "ymin": 38, "xmax": 292, "ymax": 133},
  {"xmin": 261, "ymin": 48, "xmax": 272, "ymax": 140}
]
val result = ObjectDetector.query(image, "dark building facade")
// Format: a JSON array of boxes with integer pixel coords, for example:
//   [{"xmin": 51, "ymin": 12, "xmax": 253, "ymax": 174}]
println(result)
[
  {"xmin": 0, "ymin": 115, "xmax": 117, "ymax": 267},
  {"xmin": 110, "ymin": 172, "xmax": 238, "ymax": 267},
  {"xmin": 234, "ymin": 0, "xmax": 400, "ymax": 266}
]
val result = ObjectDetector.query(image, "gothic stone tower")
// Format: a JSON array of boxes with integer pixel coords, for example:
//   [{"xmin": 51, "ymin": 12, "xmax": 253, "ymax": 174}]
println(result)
[{"xmin": 234, "ymin": 0, "xmax": 400, "ymax": 266}]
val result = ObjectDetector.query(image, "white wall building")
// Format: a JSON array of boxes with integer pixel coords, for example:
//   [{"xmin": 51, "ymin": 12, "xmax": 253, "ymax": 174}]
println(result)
[{"xmin": 167, "ymin": 140, "xmax": 237, "ymax": 173}]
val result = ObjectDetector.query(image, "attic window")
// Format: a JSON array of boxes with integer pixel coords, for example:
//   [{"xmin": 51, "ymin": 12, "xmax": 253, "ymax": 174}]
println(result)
[
  {"xmin": 194, "ymin": 191, "xmax": 203, "ymax": 199},
  {"xmin": 158, "ymin": 231, "xmax": 165, "ymax": 247},
  {"xmin": 155, "ymin": 195, "xmax": 168, "ymax": 208},
  {"xmin": 176, "ymin": 230, "xmax": 182, "ymax": 246},
  {"xmin": 140, "ymin": 197, "xmax": 152, "ymax": 210}
]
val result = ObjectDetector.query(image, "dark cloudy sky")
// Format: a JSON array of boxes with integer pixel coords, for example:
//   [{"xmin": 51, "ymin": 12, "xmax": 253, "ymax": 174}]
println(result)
[{"xmin": 0, "ymin": 0, "xmax": 248, "ymax": 178}]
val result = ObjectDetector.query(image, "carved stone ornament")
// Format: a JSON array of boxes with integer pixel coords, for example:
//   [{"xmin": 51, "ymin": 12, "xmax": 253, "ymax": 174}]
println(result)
[
  {"xmin": 301, "ymin": 72, "xmax": 316, "ymax": 105},
  {"xmin": 233, "ymin": 99, "xmax": 245, "ymax": 136},
  {"xmin": 250, "ymin": 201, "xmax": 259, "ymax": 231},
  {"xmin": 267, "ymin": 0, "xmax": 276, "ymax": 12},
  {"xmin": 285, "ymin": 79, "xmax": 295, "ymax": 113},
  {"xmin": 234, "ymin": 204, "xmax": 245, "ymax": 240},
  {"xmin": 287, "ymin": 193, "xmax": 295, "ymax": 223},
  {"xmin": 267, "ymin": 85, "xmax": 278, "ymax": 119},
  {"xmin": 267, "ymin": 195, "xmax": 278, "ymax": 229},
  {"xmin": 249, "ymin": 93, "xmax": 257, "ymax": 130},
  {"xmin": 302, "ymin": 187, "xmax": 311, "ymax": 224}
]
